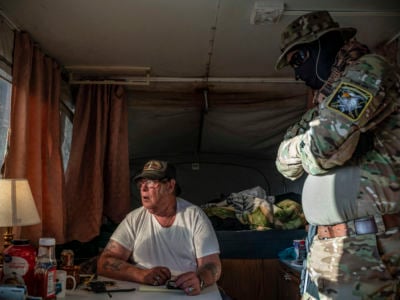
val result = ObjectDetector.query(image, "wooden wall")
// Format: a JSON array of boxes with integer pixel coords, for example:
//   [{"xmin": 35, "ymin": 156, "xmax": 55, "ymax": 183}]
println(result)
[{"xmin": 218, "ymin": 259, "xmax": 280, "ymax": 300}]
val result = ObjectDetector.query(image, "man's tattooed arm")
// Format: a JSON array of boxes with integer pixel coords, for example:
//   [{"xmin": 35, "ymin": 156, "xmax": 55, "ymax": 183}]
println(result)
[
  {"xmin": 97, "ymin": 240, "xmax": 142, "ymax": 282},
  {"xmin": 196, "ymin": 253, "xmax": 222, "ymax": 288}
]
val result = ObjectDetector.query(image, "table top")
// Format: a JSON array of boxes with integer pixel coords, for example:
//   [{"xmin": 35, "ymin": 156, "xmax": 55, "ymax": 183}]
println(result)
[{"xmin": 65, "ymin": 277, "xmax": 222, "ymax": 300}]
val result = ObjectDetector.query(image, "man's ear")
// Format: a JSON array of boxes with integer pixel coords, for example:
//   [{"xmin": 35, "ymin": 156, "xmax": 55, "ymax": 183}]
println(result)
[{"xmin": 168, "ymin": 179, "xmax": 176, "ymax": 194}]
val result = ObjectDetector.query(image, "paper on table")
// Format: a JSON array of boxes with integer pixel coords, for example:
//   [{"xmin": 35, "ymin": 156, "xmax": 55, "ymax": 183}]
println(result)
[
  {"xmin": 138, "ymin": 285, "xmax": 184, "ymax": 293},
  {"xmin": 95, "ymin": 275, "xmax": 138, "ymax": 291}
]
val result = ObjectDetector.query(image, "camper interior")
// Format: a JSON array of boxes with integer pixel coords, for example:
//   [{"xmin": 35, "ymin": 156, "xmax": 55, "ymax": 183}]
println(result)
[{"xmin": 0, "ymin": 1, "xmax": 399, "ymax": 299}]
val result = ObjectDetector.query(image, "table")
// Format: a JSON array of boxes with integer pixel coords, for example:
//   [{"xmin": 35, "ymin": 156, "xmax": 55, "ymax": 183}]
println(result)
[{"xmin": 65, "ymin": 277, "xmax": 222, "ymax": 300}]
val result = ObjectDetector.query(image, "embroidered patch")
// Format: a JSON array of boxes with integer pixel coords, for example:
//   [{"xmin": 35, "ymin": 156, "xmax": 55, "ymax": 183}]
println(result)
[
  {"xmin": 144, "ymin": 160, "xmax": 163, "ymax": 171},
  {"xmin": 327, "ymin": 82, "xmax": 373, "ymax": 121}
]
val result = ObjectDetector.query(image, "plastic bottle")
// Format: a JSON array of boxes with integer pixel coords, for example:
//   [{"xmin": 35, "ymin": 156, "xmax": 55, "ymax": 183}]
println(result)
[
  {"xmin": 33, "ymin": 237, "xmax": 57, "ymax": 299},
  {"xmin": 2, "ymin": 239, "xmax": 37, "ymax": 295}
]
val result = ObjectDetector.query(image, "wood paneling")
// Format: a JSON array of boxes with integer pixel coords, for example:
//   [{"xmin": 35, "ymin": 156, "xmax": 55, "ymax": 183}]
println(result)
[
  {"xmin": 218, "ymin": 258, "xmax": 280, "ymax": 300},
  {"xmin": 277, "ymin": 261, "xmax": 301, "ymax": 300}
]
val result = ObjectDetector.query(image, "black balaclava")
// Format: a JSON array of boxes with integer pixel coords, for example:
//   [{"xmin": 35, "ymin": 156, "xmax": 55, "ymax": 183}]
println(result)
[{"xmin": 293, "ymin": 31, "xmax": 345, "ymax": 90}]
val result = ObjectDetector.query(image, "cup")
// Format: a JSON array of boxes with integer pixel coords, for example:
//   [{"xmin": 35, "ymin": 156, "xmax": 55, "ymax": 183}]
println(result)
[
  {"xmin": 56, "ymin": 269, "xmax": 77, "ymax": 298},
  {"xmin": 62, "ymin": 265, "xmax": 81, "ymax": 289}
]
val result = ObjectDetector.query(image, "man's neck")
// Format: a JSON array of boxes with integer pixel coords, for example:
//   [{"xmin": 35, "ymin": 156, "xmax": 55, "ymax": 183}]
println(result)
[
  {"xmin": 156, "ymin": 197, "xmax": 177, "ymax": 218},
  {"xmin": 154, "ymin": 200, "xmax": 177, "ymax": 227}
]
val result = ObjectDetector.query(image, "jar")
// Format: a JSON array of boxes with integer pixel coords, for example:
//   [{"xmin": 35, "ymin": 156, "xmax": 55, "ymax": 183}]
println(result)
[
  {"xmin": 2, "ymin": 239, "xmax": 37, "ymax": 295},
  {"xmin": 60, "ymin": 249, "xmax": 74, "ymax": 268},
  {"xmin": 33, "ymin": 237, "xmax": 57, "ymax": 299}
]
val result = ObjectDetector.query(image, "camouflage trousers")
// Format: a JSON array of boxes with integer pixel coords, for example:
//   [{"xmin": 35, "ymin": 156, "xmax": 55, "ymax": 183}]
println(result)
[{"xmin": 302, "ymin": 229, "xmax": 400, "ymax": 300}]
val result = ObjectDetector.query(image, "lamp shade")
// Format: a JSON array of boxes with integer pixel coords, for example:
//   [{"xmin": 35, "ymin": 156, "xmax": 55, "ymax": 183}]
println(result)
[{"xmin": 0, "ymin": 179, "xmax": 41, "ymax": 227}]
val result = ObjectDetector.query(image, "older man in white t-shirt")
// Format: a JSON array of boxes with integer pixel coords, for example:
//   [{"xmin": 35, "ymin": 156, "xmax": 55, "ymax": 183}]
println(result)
[{"xmin": 97, "ymin": 160, "xmax": 221, "ymax": 296}]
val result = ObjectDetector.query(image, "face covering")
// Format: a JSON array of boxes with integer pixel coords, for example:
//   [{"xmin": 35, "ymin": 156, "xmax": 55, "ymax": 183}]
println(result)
[
  {"xmin": 293, "ymin": 43, "xmax": 324, "ymax": 90},
  {"xmin": 291, "ymin": 32, "xmax": 344, "ymax": 90}
]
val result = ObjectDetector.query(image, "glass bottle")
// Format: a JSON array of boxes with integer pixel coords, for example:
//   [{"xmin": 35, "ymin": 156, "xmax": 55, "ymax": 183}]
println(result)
[{"xmin": 33, "ymin": 237, "xmax": 57, "ymax": 299}]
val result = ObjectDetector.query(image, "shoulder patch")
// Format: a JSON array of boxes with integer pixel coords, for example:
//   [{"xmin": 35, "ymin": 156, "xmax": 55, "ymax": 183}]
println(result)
[{"xmin": 327, "ymin": 82, "xmax": 373, "ymax": 121}]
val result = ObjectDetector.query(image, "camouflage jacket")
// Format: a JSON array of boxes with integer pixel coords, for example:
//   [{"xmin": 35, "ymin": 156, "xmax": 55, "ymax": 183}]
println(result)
[{"xmin": 276, "ymin": 41, "xmax": 400, "ymax": 215}]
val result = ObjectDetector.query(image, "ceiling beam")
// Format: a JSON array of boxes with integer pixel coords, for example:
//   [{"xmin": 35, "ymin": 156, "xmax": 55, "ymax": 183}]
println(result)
[{"xmin": 284, "ymin": 10, "xmax": 400, "ymax": 17}]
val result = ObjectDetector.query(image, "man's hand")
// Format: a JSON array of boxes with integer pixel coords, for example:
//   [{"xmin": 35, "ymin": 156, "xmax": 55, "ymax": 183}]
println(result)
[
  {"xmin": 142, "ymin": 266, "xmax": 171, "ymax": 286},
  {"xmin": 175, "ymin": 271, "xmax": 202, "ymax": 296}
]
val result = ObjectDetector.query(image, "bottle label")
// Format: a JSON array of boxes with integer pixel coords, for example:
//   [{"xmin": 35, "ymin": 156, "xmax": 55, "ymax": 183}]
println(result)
[
  {"xmin": 3, "ymin": 256, "xmax": 29, "ymax": 285},
  {"xmin": 47, "ymin": 268, "xmax": 56, "ymax": 297},
  {"xmin": 34, "ymin": 266, "xmax": 57, "ymax": 298},
  {"xmin": 3, "ymin": 255, "xmax": 29, "ymax": 276}
]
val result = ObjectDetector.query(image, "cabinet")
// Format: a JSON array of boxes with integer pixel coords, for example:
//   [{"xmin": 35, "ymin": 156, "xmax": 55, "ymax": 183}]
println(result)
[
  {"xmin": 277, "ymin": 261, "xmax": 301, "ymax": 300},
  {"xmin": 215, "ymin": 229, "xmax": 307, "ymax": 300},
  {"xmin": 218, "ymin": 259, "xmax": 303, "ymax": 300},
  {"xmin": 218, "ymin": 258, "xmax": 280, "ymax": 300}
]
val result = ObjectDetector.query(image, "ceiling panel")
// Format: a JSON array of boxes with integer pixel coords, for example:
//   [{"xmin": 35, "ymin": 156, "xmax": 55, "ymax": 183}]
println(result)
[
  {"xmin": 0, "ymin": 0, "xmax": 399, "ymax": 87},
  {"xmin": 0, "ymin": 0, "xmax": 218, "ymax": 77}
]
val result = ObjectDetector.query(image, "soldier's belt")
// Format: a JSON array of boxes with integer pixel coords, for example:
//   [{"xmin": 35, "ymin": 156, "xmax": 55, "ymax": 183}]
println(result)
[{"xmin": 317, "ymin": 213, "xmax": 400, "ymax": 239}]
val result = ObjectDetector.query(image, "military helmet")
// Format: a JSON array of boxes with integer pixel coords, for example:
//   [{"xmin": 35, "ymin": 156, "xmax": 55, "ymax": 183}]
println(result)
[{"xmin": 275, "ymin": 11, "xmax": 356, "ymax": 70}]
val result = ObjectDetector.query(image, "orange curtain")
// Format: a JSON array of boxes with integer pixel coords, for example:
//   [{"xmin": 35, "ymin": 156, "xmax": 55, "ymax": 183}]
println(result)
[
  {"xmin": 65, "ymin": 85, "xmax": 131, "ymax": 242},
  {"xmin": 4, "ymin": 32, "xmax": 65, "ymax": 245}
]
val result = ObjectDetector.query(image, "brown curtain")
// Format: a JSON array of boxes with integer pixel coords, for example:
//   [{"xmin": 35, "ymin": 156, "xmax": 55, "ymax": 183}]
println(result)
[
  {"xmin": 65, "ymin": 85, "xmax": 131, "ymax": 242},
  {"xmin": 3, "ymin": 32, "xmax": 65, "ymax": 245}
]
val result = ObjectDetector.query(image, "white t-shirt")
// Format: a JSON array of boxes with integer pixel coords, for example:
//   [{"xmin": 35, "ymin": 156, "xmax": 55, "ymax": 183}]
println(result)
[{"xmin": 110, "ymin": 198, "xmax": 220, "ymax": 276}]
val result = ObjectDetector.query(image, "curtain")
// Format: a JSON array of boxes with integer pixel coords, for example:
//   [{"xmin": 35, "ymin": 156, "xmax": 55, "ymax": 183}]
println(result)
[
  {"xmin": 0, "ymin": 14, "xmax": 14, "ymax": 79},
  {"xmin": 3, "ymin": 32, "xmax": 65, "ymax": 245},
  {"xmin": 65, "ymin": 85, "xmax": 131, "ymax": 242}
]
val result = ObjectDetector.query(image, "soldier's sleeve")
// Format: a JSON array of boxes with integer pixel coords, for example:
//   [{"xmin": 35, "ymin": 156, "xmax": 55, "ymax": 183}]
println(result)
[
  {"xmin": 276, "ymin": 107, "xmax": 319, "ymax": 180},
  {"xmin": 276, "ymin": 135, "xmax": 304, "ymax": 180},
  {"xmin": 282, "ymin": 107, "xmax": 319, "ymax": 140},
  {"xmin": 297, "ymin": 54, "xmax": 397, "ymax": 174}
]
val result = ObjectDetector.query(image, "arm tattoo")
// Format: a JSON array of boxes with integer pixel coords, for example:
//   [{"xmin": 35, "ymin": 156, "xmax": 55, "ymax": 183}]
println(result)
[
  {"xmin": 103, "ymin": 259, "xmax": 124, "ymax": 271},
  {"xmin": 101, "ymin": 240, "xmax": 130, "ymax": 272},
  {"xmin": 200, "ymin": 262, "xmax": 219, "ymax": 279}
]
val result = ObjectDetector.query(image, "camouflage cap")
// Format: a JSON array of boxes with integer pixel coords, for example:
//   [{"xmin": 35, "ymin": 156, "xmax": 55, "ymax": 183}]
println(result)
[
  {"xmin": 133, "ymin": 160, "xmax": 176, "ymax": 182},
  {"xmin": 275, "ymin": 11, "xmax": 356, "ymax": 70}
]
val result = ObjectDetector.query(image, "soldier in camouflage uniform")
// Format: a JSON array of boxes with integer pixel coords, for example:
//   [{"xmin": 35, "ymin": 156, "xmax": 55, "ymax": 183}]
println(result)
[{"xmin": 275, "ymin": 11, "xmax": 400, "ymax": 300}]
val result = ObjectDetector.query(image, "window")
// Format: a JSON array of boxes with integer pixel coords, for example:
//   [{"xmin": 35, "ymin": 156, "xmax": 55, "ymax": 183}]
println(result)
[
  {"xmin": 60, "ymin": 103, "xmax": 74, "ymax": 172},
  {"xmin": 0, "ymin": 14, "xmax": 14, "ymax": 175},
  {"xmin": 0, "ymin": 68, "xmax": 11, "ymax": 172}
]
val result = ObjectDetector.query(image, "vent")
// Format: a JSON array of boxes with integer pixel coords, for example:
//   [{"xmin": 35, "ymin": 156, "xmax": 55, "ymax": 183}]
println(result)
[{"xmin": 250, "ymin": 0, "xmax": 284, "ymax": 25}]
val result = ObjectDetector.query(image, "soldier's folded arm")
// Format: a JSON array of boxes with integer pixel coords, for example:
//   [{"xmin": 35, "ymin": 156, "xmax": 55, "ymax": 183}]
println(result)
[{"xmin": 276, "ymin": 136, "xmax": 305, "ymax": 180}]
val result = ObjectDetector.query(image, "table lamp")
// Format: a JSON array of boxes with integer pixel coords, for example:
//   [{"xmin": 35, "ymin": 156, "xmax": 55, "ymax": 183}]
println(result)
[{"xmin": 0, "ymin": 179, "xmax": 41, "ymax": 257}]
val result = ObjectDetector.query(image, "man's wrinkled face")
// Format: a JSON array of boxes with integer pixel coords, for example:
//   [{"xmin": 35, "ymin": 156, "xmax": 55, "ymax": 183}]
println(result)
[{"xmin": 137, "ymin": 178, "xmax": 174, "ymax": 213}]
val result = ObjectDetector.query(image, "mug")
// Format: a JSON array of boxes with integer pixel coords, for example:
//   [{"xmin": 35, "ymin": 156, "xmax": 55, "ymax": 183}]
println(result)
[
  {"xmin": 56, "ymin": 269, "xmax": 77, "ymax": 298},
  {"xmin": 62, "ymin": 265, "xmax": 81, "ymax": 289}
]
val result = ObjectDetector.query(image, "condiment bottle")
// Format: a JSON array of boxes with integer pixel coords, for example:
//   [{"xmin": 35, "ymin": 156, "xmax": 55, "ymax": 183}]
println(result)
[
  {"xmin": 33, "ymin": 237, "xmax": 57, "ymax": 299},
  {"xmin": 2, "ymin": 239, "xmax": 37, "ymax": 295}
]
